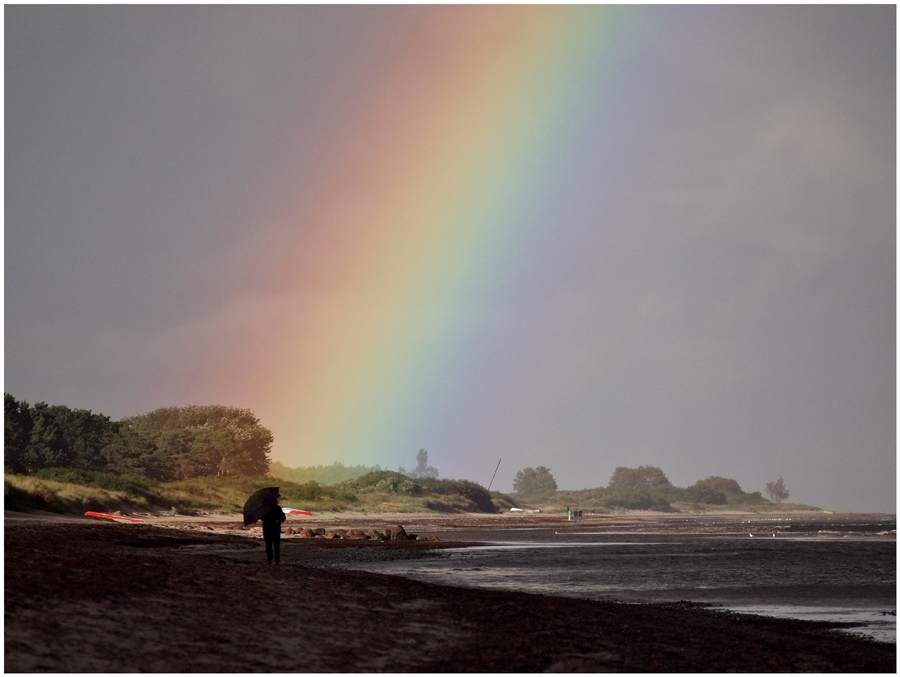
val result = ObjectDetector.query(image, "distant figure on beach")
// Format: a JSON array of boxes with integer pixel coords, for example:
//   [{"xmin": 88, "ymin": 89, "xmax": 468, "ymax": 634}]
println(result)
[
  {"xmin": 260, "ymin": 499, "xmax": 286, "ymax": 565},
  {"xmin": 567, "ymin": 507, "xmax": 572, "ymax": 521}
]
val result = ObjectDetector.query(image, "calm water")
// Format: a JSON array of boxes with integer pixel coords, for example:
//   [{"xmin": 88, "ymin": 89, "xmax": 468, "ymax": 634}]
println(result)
[{"xmin": 343, "ymin": 528, "xmax": 896, "ymax": 643}]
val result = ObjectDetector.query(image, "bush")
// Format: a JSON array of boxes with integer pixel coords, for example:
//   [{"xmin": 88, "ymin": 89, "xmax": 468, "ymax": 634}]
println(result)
[
  {"xmin": 417, "ymin": 477, "xmax": 496, "ymax": 513},
  {"xmin": 692, "ymin": 476, "xmax": 743, "ymax": 496},
  {"xmin": 341, "ymin": 471, "xmax": 497, "ymax": 513},
  {"xmin": 743, "ymin": 490, "xmax": 768, "ymax": 505},
  {"xmin": 683, "ymin": 485, "xmax": 727, "ymax": 505},
  {"xmin": 344, "ymin": 471, "xmax": 424, "ymax": 496},
  {"xmin": 281, "ymin": 480, "xmax": 356, "ymax": 504},
  {"xmin": 34, "ymin": 468, "xmax": 160, "ymax": 494},
  {"xmin": 488, "ymin": 492, "xmax": 518, "ymax": 511},
  {"xmin": 600, "ymin": 488, "xmax": 673, "ymax": 512}
]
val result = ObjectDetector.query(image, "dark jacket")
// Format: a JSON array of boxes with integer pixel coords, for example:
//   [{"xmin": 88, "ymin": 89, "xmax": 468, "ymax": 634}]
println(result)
[{"xmin": 261, "ymin": 506, "xmax": 286, "ymax": 536}]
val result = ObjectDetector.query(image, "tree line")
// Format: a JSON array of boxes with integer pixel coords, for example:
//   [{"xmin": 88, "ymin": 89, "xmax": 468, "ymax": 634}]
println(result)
[
  {"xmin": 4, "ymin": 394, "xmax": 272, "ymax": 481},
  {"xmin": 512, "ymin": 464, "xmax": 784, "ymax": 510}
]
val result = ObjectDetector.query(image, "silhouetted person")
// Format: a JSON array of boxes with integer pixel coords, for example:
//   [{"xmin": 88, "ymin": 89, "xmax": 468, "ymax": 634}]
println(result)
[{"xmin": 261, "ymin": 501, "xmax": 286, "ymax": 564}]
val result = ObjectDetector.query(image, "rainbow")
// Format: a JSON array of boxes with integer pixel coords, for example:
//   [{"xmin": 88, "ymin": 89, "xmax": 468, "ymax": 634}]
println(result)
[{"xmin": 218, "ymin": 6, "xmax": 646, "ymax": 469}]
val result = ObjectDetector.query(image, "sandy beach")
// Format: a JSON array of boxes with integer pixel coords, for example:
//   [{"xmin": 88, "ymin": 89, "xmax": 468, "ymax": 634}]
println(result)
[{"xmin": 5, "ymin": 509, "xmax": 896, "ymax": 672}]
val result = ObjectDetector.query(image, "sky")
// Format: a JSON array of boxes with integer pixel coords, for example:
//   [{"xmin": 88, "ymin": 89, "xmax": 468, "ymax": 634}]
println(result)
[{"xmin": 5, "ymin": 5, "xmax": 895, "ymax": 513}]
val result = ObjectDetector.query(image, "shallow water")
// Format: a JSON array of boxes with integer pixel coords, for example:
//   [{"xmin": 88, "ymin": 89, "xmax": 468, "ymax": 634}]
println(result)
[{"xmin": 343, "ymin": 528, "xmax": 896, "ymax": 643}]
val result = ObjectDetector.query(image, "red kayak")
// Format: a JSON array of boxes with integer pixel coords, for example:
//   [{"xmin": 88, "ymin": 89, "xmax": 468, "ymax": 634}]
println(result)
[
  {"xmin": 281, "ymin": 507, "xmax": 312, "ymax": 516},
  {"xmin": 84, "ymin": 511, "xmax": 143, "ymax": 523}
]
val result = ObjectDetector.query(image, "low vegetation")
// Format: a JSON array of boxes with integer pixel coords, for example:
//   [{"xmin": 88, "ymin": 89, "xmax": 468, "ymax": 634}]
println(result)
[
  {"xmin": 4, "ymin": 469, "xmax": 515, "ymax": 516},
  {"xmin": 4, "ymin": 394, "xmax": 819, "ymax": 517},
  {"xmin": 512, "ymin": 465, "xmax": 820, "ymax": 513},
  {"xmin": 268, "ymin": 460, "xmax": 383, "ymax": 485},
  {"xmin": 340, "ymin": 471, "xmax": 497, "ymax": 513}
]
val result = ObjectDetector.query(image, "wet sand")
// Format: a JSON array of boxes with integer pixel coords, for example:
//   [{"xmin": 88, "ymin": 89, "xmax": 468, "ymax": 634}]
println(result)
[{"xmin": 5, "ymin": 510, "xmax": 896, "ymax": 672}]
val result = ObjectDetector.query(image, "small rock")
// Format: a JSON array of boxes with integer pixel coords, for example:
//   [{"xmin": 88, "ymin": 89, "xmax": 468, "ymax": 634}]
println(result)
[
  {"xmin": 299, "ymin": 528, "xmax": 315, "ymax": 538},
  {"xmin": 390, "ymin": 525, "xmax": 408, "ymax": 541}
]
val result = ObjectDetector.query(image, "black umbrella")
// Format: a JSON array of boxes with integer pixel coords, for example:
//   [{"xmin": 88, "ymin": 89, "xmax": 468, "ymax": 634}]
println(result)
[{"xmin": 243, "ymin": 487, "xmax": 280, "ymax": 526}]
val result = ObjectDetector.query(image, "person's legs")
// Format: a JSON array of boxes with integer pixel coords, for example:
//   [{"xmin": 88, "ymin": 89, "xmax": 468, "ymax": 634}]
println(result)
[
  {"xmin": 273, "ymin": 534, "xmax": 281, "ymax": 564},
  {"xmin": 264, "ymin": 535, "xmax": 274, "ymax": 563}
]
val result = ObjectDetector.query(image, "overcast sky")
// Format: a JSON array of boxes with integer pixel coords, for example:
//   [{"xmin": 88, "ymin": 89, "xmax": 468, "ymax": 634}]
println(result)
[{"xmin": 5, "ymin": 6, "xmax": 895, "ymax": 512}]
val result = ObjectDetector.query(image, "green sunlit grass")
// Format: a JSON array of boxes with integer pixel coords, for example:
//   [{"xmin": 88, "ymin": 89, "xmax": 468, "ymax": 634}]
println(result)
[{"xmin": 4, "ymin": 472, "xmax": 517, "ymax": 516}]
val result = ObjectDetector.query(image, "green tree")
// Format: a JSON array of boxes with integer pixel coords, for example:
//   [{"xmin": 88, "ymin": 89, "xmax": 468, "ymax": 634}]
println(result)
[
  {"xmin": 765, "ymin": 476, "xmax": 790, "ymax": 503},
  {"xmin": 121, "ymin": 405, "xmax": 273, "ymax": 478},
  {"xmin": 24, "ymin": 403, "xmax": 73, "ymax": 473},
  {"xmin": 99, "ymin": 426, "xmax": 158, "ymax": 476},
  {"xmin": 50, "ymin": 406, "xmax": 121, "ymax": 472},
  {"xmin": 5, "ymin": 393, "xmax": 148, "ymax": 476},
  {"xmin": 691, "ymin": 476, "xmax": 743, "ymax": 496},
  {"xmin": 410, "ymin": 448, "xmax": 439, "ymax": 479},
  {"xmin": 513, "ymin": 466, "xmax": 557, "ymax": 495},
  {"xmin": 608, "ymin": 465, "xmax": 672, "ymax": 491},
  {"xmin": 4, "ymin": 393, "xmax": 33, "ymax": 473}
]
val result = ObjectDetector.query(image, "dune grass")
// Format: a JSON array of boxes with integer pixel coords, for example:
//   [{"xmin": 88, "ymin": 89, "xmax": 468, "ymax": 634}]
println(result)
[
  {"xmin": 4, "ymin": 473, "xmax": 351, "ymax": 515},
  {"xmin": 4, "ymin": 474, "xmax": 155, "ymax": 515},
  {"xmin": 4, "ymin": 472, "xmax": 518, "ymax": 516}
]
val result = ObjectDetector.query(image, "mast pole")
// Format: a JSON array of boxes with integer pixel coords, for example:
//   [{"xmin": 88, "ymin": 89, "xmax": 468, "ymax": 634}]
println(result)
[{"xmin": 487, "ymin": 458, "xmax": 502, "ymax": 491}]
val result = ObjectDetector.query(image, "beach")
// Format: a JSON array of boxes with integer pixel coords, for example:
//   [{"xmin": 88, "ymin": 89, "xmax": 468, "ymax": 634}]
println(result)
[{"xmin": 4, "ymin": 510, "xmax": 896, "ymax": 672}]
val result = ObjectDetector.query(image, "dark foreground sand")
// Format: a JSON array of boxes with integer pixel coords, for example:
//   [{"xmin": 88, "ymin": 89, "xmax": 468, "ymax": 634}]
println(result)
[{"xmin": 5, "ymin": 511, "xmax": 896, "ymax": 672}]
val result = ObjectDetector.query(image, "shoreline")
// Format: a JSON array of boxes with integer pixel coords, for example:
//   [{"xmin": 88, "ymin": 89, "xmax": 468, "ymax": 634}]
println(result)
[
  {"xmin": 5, "ymin": 512, "xmax": 896, "ymax": 672},
  {"xmin": 8, "ymin": 506, "xmax": 893, "ymax": 535}
]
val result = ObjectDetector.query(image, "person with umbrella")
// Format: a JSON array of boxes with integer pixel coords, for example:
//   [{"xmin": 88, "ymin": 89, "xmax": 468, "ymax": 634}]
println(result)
[{"xmin": 243, "ymin": 487, "xmax": 287, "ymax": 565}]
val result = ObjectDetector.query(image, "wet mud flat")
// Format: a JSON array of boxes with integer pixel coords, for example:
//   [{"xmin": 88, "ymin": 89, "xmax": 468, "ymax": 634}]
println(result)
[{"xmin": 5, "ymin": 519, "xmax": 896, "ymax": 672}]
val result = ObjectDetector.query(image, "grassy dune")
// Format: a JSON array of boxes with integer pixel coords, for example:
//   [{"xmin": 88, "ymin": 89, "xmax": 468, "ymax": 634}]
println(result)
[
  {"xmin": 4, "ymin": 474, "xmax": 159, "ymax": 515},
  {"xmin": 4, "ymin": 471, "xmax": 518, "ymax": 516}
]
